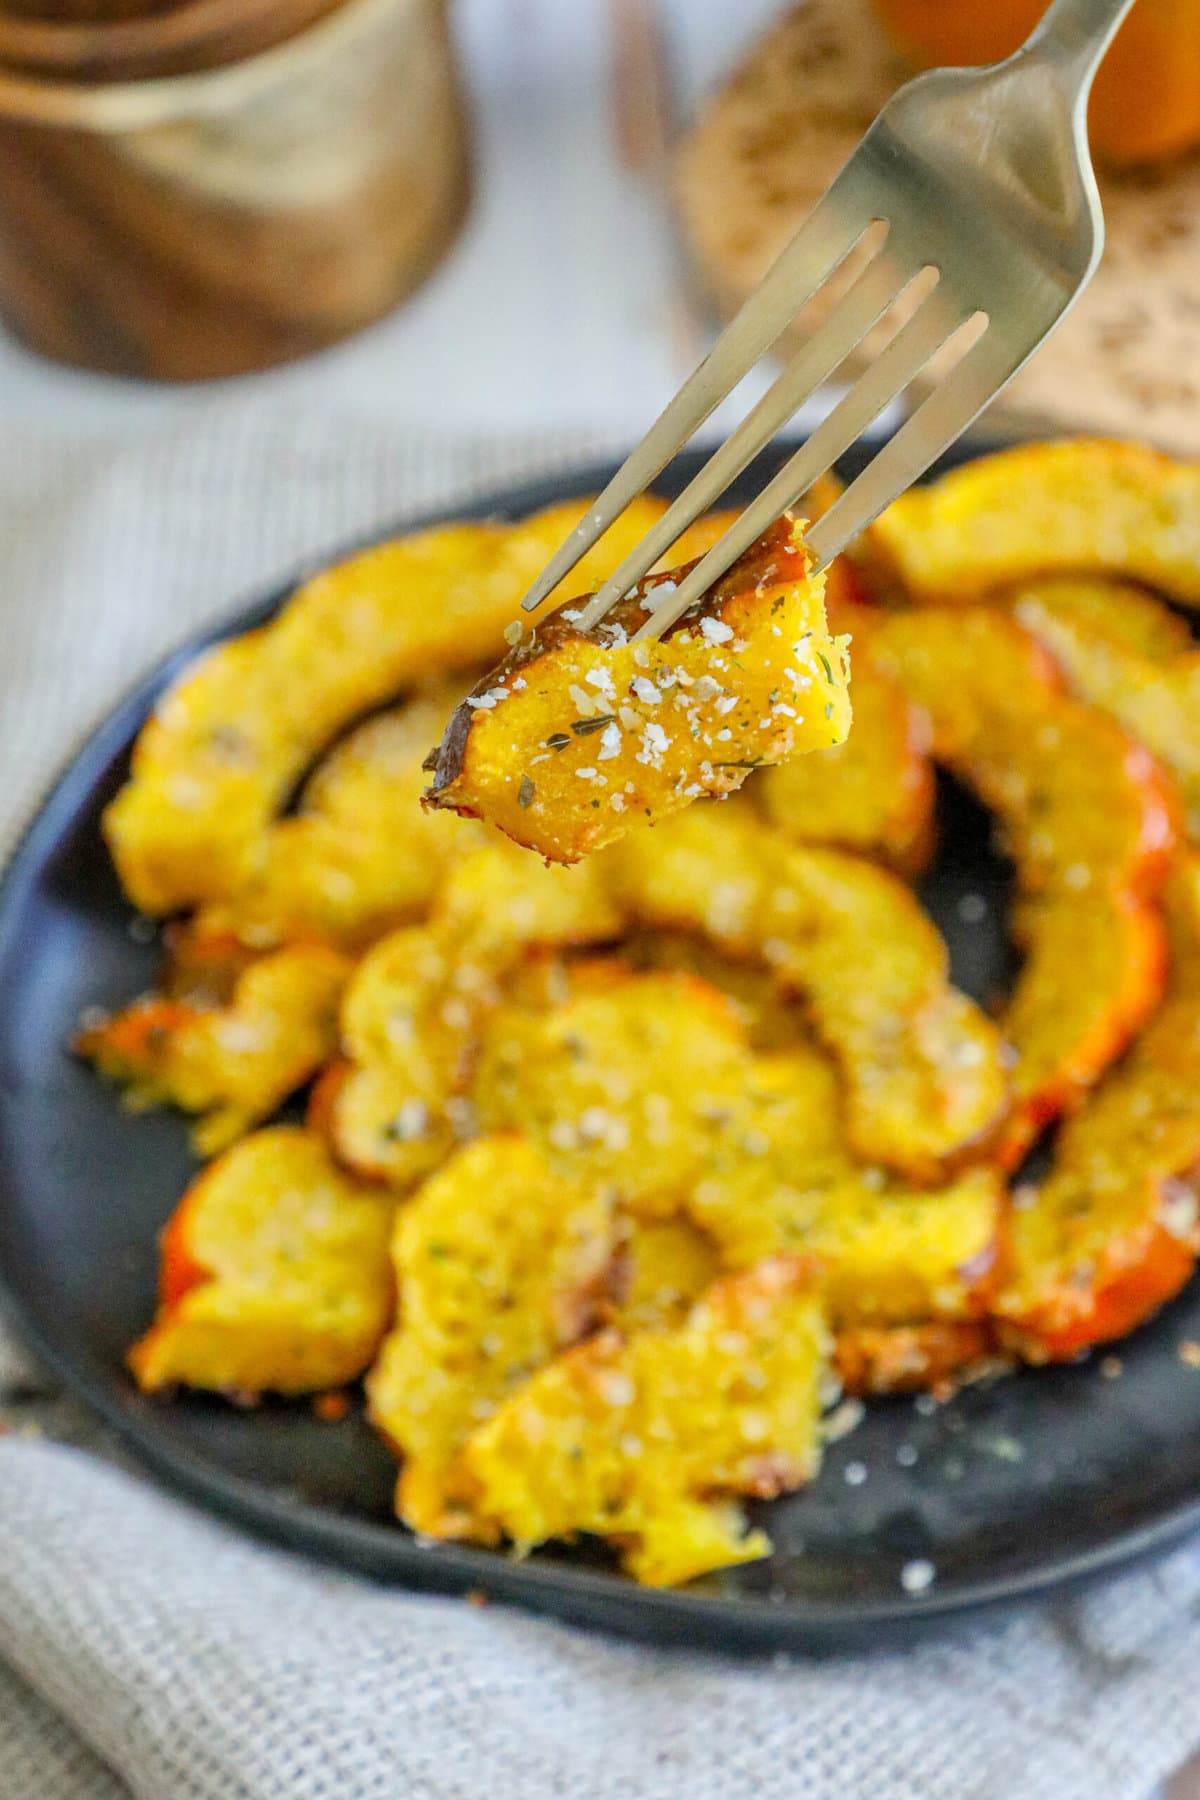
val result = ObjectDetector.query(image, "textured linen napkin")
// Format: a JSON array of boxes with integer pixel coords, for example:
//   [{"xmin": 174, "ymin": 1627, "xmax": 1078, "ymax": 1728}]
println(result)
[{"xmin": 1, "ymin": 401, "xmax": 1200, "ymax": 1800}]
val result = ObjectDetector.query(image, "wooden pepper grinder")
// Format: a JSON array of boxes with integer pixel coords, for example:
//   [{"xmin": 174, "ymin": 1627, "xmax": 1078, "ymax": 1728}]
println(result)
[{"xmin": 0, "ymin": 0, "xmax": 471, "ymax": 378}]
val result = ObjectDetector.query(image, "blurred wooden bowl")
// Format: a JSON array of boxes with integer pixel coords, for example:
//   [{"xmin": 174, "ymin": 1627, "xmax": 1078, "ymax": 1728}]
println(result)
[{"xmin": 0, "ymin": 0, "xmax": 471, "ymax": 378}]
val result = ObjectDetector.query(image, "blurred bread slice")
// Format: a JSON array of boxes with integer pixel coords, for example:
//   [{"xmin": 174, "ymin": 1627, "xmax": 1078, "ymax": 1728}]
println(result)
[{"xmin": 675, "ymin": 0, "xmax": 1200, "ymax": 454}]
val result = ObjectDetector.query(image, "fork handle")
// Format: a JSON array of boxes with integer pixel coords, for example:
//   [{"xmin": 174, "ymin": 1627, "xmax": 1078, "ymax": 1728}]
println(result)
[{"xmin": 1026, "ymin": 0, "xmax": 1138, "ymax": 90}]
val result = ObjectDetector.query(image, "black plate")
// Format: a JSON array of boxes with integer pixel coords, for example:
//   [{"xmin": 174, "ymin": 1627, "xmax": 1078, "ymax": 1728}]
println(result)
[{"xmin": 4, "ymin": 434, "xmax": 1200, "ymax": 1654}]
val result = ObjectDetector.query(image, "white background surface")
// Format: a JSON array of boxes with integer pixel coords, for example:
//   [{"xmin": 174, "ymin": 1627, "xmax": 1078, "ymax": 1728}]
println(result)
[{"xmin": 0, "ymin": 0, "xmax": 787, "ymax": 444}]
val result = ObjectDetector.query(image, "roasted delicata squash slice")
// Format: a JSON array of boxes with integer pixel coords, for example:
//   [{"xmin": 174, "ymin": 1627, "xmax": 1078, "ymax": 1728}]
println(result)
[
  {"xmin": 610, "ymin": 1218, "xmax": 721, "ymax": 1333},
  {"xmin": 473, "ymin": 968, "xmax": 753, "ymax": 1218},
  {"xmin": 1010, "ymin": 578, "xmax": 1193, "ymax": 663},
  {"xmin": 1011, "ymin": 584, "xmax": 1200, "ymax": 839},
  {"xmin": 463, "ymin": 1257, "xmax": 829, "ymax": 1586},
  {"xmin": 366, "ymin": 1137, "xmax": 617, "ymax": 1538},
  {"xmin": 871, "ymin": 440, "xmax": 1200, "ymax": 605},
  {"xmin": 608, "ymin": 805, "xmax": 1009, "ymax": 1176},
  {"xmin": 473, "ymin": 964, "xmax": 1000, "ymax": 1388},
  {"xmin": 426, "ymin": 516, "xmax": 851, "ymax": 863},
  {"xmin": 686, "ymin": 1048, "xmax": 1001, "ymax": 1391},
  {"xmin": 312, "ymin": 1059, "xmax": 461, "ymax": 1192},
  {"xmin": 317, "ymin": 926, "xmax": 485, "ymax": 1188},
  {"xmin": 323, "ymin": 853, "xmax": 625, "ymax": 1188},
  {"xmin": 1002, "ymin": 888, "xmax": 1168, "ymax": 1148},
  {"xmin": 872, "ymin": 609, "xmax": 1175, "ymax": 897},
  {"xmin": 433, "ymin": 838, "xmax": 624, "ymax": 965},
  {"xmin": 129, "ymin": 1128, "xmax": 394, "ymax": 1397},
  {"xmin": 757, "ymin": 635, "xmax": 934, "ymax": 872},
  {"xmin": 104, "ymin": 496, "xmax": 675, "ymax": 915},
  {"xmin": 997, "ymin": 859, "xmax": 1200, "ymax": 1361},
  {"xmin": 873, "ymin": 607, "xmax": 1176, "ymax": 1147},
  {"xmin": 689, "ymin": 1049, "xmax": 1000, "ymax": 1323},
  {"xmin": 618, "ymin": 932, "xmax": 808, "ymax": 1052},
  {"xmin": 76, "ymin": 944, "xmax": 350, "ymax": 1155},
  {"xmin": 195, "ymin": 686, "xmax": 487, "ymax": 952},
  {"xmin": 340, "ymin": 927, "xmax": 469, "ymax": 1076}
]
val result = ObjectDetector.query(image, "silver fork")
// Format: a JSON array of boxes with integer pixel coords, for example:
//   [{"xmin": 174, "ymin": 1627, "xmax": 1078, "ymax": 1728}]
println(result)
[{"xmin": 520, "ymin": 0, "xmax": 1134, "ymax": 642}]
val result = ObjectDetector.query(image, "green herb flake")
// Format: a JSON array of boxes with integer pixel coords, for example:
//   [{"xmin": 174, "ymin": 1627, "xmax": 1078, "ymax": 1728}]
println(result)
[
  {"xmin": 818, "ymin": 652, "xmax": 834, "ymax": 683},
  {"xmin": 518, "ymin": 775, "xmax": 536, "ymax": 809},
  {"xmin": 824, "ymin": 702, "xmax": 834, "ymax": 720},
  {"xmin": 714, "ymin": 758, "xmax": 764, "ymax": 769}
]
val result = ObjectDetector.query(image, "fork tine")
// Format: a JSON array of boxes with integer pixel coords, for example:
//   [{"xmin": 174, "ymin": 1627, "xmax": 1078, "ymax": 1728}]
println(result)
[
  {"xmin": 630, "ymin": 280, "xmax": 965, "ymax": 642},
  {"xmin": 519, "ymin": 189, "xmax": 872, "ymax": 615},
  {"xmin": 804, "ymin": 324, "xmax": 1018, "ymax": 571},
  {"xmin": 570, "ymin": 253, "xmax": 916, "ymax": 633}
]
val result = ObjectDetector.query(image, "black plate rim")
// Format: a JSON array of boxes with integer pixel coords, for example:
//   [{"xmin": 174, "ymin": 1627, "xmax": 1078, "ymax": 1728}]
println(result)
[{"xmin": 2, "ymin": 428, "xmax": 1197, "ymax": 1654}]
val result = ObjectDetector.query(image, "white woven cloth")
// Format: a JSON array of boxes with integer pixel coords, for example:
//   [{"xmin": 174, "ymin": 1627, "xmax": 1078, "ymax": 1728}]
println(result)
[{"xmin": 1, "ymin": 402, "xmax": 1199, "ymax": 1800}]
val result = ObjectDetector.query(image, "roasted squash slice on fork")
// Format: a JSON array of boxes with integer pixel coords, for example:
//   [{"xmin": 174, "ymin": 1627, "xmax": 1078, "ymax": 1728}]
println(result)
[{"xmin": 426, "ymin": 516, "xmax": 850, "ymax": 863}]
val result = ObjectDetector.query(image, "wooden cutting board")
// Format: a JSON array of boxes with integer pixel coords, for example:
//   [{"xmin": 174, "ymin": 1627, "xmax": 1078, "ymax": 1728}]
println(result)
[{"xmin": 674, "ymin": 0, "xmax": 1200, "ymax": 454}]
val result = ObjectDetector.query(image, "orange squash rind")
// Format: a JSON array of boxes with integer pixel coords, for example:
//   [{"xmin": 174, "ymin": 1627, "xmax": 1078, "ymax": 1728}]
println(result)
[
  {"xmin": 833, "ymin": 1321, "xmax": 998, "ymax": 1397},
  {"xmin": 997, "ymin": 858, "xmax": 1200, "ymax": 1360},
  {"xmin": 873, "ymin": 606, "xmax": 1176, "ymax": 1149}
]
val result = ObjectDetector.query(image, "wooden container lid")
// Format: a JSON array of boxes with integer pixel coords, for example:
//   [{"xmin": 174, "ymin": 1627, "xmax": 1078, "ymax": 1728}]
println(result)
[
  {"xmin": 0, "ymin": 0, "xmax": 345, "ymax": 79},
  {"xmin": 1, "ymin": 1, "xmax": 179, "ymax": 19},
  {"xmin": 675, "ymin": 0, "xmax": 1200, "ymax": 455}
]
